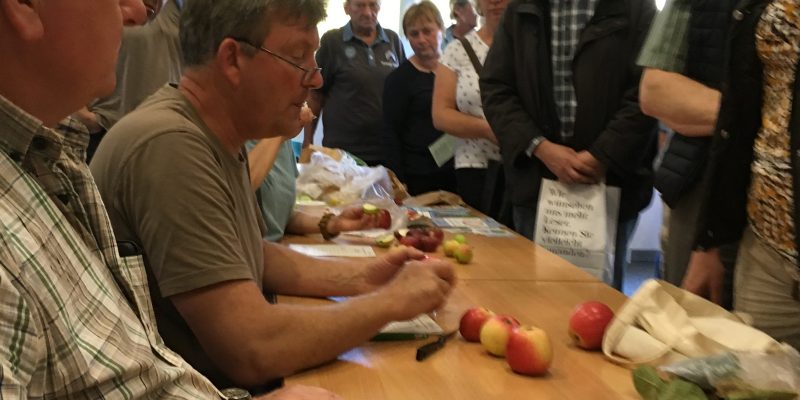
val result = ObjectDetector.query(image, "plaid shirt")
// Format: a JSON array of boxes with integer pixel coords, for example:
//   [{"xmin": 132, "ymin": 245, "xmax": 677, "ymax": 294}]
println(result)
[
  {"xmin": 0, "ymin": 95, "xmax": 221, "ymax": 399},
  {"xmin": 550, "ymin": 0, "xmax": 599, "ymax": 141}
]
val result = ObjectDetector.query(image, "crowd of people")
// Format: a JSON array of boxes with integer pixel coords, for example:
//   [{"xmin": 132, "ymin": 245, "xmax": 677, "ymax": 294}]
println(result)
[{"xmin": 1, "ymin": 0, "xmax": 798, "ymax": 398}]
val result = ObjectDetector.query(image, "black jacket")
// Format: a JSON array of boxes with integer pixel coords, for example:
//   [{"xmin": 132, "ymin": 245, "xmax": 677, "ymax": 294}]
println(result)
[
  {"xmin": 695, "ymin": 0, "xmax": 800, "ymax": 261},
  {"xmin": 654, "ymin": 0, "xmax": 739, "ymax": 208},
  {"xmin": 480, "ymin": 0, "xmax": 657, "ymax": 221}
]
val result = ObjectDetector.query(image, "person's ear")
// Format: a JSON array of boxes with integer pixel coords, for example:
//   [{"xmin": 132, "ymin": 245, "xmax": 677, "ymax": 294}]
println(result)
[
  {"xmin": 343, "ymin": 0, "xmax": 351, "ymax": 17},
  {"xmin": 216, "ymin": 38, "xmax": 244, "ymax": 87},
  {"xmin": 0, "ymin": 0, "xmax": 44, "ymax": 41}
]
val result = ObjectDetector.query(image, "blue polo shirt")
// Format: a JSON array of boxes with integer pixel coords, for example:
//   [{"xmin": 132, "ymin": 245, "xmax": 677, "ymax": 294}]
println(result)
[{"xmin": 315, "ymin": 22, "xmax": 405, "ymax": 164}]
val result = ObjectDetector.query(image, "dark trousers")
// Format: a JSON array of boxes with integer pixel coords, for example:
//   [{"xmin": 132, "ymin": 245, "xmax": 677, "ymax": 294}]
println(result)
[
  {"xmin": 456, "ymin": 166, "xmax": 512, "ymax": 226},
  {"xmin": 405, "ymin": 168, "xmax": 457, "ymax": 196}
]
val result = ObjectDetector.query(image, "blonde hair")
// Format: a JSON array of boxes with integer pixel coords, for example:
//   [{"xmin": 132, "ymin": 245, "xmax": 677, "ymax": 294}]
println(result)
[{"xmin": 402, "ymin": 0, "xmax": 444, "ymax": 35}]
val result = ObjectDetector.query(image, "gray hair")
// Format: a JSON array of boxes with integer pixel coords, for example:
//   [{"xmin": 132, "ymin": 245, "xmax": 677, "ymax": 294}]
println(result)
[{"xmin": 180, "ymin": 0, "xmax": 327, "ymax": 67}]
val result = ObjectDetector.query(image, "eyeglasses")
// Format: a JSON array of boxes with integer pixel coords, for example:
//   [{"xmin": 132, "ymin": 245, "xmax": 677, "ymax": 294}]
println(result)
[
  {"xmin": 232, "ymin": 39, "xmax": 322, "ymax": 85},
  {"xmin": 142, "ymin": 0, "xmax": 163, "ymax": 21}
]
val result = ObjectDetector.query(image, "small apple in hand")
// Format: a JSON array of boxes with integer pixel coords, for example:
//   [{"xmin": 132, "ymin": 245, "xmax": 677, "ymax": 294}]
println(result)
[
  {"xmin": 506, "ymin": 326, "xmax": 553, "ymax": 376},
  {"xmin": 377, "ymin": 209, "xmax": 391, "ymax": 230},
  {"xmin": 568, "ymin": 301, "xmax": 615, "ymax": 350},
  {"xmin": 480, "ymin": 315, "xmax": 521, "ymax": 357},
  {"xmin": 459, "ymin": 307, "xmax": 495, "ymax": 342}
]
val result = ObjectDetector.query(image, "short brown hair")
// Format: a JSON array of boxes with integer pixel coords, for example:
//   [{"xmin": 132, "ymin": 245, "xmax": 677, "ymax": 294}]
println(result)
[
  {"xmin": 449, "ymin": 0, "xmax": 474, "ymax": 19},
  {"xmin": 402, "ymin": 0, "xmax": 444, "ymax": 35}
]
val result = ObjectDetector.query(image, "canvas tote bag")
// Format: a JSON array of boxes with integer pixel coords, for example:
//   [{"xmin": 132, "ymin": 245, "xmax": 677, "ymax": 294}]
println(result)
[{"xmin": 602, "ymin": 279, "xmax": 781, "ymax": 366}]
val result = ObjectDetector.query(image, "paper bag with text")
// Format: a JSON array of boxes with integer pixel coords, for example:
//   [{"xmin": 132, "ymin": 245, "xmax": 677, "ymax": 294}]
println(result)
[{"xmin": 534, "ymin": 179, "xmax": 621, "ymax": 282}]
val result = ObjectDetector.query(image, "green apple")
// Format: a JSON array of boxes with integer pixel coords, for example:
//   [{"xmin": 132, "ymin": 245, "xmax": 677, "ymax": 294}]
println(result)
[
  {"xmin": 453, "ymin": 244, "xmax": 473, "ymax": 264},
  {"xmin": 454, "ymin": 234, "xmax": 467, "ymax": 244},
  {"xmin": 443, "ymin": 239, "xmax": 460, "ymax": 257}
]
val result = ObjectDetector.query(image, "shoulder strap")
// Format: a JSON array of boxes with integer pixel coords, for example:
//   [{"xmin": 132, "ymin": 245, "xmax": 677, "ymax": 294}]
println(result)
[{"xmin": 457, "ymin": 37, "xmax": 483, "ymax": 75}]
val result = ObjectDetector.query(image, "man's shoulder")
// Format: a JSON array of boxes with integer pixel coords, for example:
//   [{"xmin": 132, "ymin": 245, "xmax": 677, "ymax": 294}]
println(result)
[{"xmin": 320, "ymin": 28, "xmax": 344, "ymax": 45}]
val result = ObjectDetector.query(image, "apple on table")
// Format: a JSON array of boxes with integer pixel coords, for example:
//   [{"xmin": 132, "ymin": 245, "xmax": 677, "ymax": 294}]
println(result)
[
  {"xmin": 459, "ymin": 307, "xmax": 495, "ymax": 342},
  {"xmin": 479, "ymin": 315, "xmax": 521, "ymax": 357},
  {"xmin": 568, "ymin": 301, "xmax": 615, "ymax": 350},
  {"xmin": 506, "ymin": 326, "xmax": 553, "ymax": 376}
]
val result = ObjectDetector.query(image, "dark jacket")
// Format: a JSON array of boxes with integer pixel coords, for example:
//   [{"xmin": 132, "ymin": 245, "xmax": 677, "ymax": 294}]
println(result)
[
  {"xmin": 654, "ymin": 0, "xmax": 739, "ymax": 208},
  {"xmin": 480, "ymin": 0, "xmax": 658, "ymax": 221},
  {"xmin": 695, "ymin": 0, "xmax": 800, "ymax": 261}
]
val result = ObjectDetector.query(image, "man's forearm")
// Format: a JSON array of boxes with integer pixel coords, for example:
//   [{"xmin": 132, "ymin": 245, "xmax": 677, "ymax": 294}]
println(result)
[
  {"xmin": 285, "ymin": 211, "xmax": 323, "ymax": 235},
  {"xmin": 172, "ymin": 280, "xmax": 398, "ymax": 385},
  {"xmin": 640, "ymin": 69, "xmax": 721, "ymax": 137},
  {"xmin": 262, "ymin": 240, "xmax": 368, "ymax": 296}
]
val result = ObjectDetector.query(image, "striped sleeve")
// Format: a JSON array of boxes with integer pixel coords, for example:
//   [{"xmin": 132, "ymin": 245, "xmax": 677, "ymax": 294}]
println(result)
[{"xmin": 636, "ymin": 0, "xmax": 692, "ymax": 73}]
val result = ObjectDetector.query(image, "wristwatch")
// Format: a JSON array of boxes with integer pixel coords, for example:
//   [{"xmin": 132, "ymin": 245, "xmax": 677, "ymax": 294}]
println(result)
[
  {"xmin": 220, "ymin": 388, "xmax": 251, "ymax": 400},
  {"xmin": 525, "ymin": 136, "xmax": 547, "ymax": 157},
  {"xmin": 319, "ymin": 212, "xmax": 339, "ymax": 241}
]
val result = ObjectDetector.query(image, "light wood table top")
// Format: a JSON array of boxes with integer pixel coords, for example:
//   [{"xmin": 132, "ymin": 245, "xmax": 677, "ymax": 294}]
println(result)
[
  {"xmin": 284, "ymin": 281, "xmax": 635, "ymax": 400},
  {"xmin": 285, "ymin": 230, "xmax": 599, "ymax": 283}
]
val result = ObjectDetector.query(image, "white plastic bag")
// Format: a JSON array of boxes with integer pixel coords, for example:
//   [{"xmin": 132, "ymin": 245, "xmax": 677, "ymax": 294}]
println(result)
[
  {"xmin": 296, "ymin": 151, "xmax": 394, "ymax": 205},
  {"xmin": 660, "ymin": 345, "xmax": 800, "ymax": 396}
]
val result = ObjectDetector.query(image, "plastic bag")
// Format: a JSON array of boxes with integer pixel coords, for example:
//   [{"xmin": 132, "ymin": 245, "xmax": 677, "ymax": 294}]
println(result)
[
  {"xmin": 296, "ymin": 151, "xmax": 394, "ymax": 206},
  {"xmin": 659, "ymin": 345, "xmax": 800, "ymax": 398}
]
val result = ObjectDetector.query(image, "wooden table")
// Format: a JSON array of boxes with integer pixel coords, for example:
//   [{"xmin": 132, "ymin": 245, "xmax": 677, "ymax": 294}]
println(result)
[
  {"xmin": 282, "ymin": 226, "xmax": 639, "ymax": 399},
  {"xmin": 288, "ymin": 230, "xmax": 600, "ymax": 283}
]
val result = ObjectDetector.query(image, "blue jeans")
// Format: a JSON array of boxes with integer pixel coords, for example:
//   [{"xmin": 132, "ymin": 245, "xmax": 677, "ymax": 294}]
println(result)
[{"xmin": 514, "ymin": 206, "xmax": 638, "ymax": 290}]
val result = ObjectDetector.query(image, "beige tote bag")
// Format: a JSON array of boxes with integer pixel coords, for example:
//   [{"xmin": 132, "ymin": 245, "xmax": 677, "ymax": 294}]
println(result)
[{"xmin": 602, "ymin": 279, "xmax": 781, "ymax": 366}]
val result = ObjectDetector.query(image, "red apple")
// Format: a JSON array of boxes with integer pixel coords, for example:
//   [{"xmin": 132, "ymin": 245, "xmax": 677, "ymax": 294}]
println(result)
[
  {"xmin": 429, "ymin": 227, "xmax": 444, "ymax": 242},
  {"xmin": 506, "ymin": 326, "xmax": 553, "ymax": 376},
  {"xmin": 459, "ymin": 307, "xmax": 495, "ymax": 342},
  {"xmin": 568, "ymin": 301, "xmax": 615, "ymax": 350},
  {"xmin": 399, "ymin": 235, "xmax": 420, "ymax": 249},
  {"xmin": 377, "ymin": 209, "xmax": 391, "ymax": 230},
  {"xmin": 479, "ymin": 315, "xmax": 521, "ymax": 357},
  {"xmin": 419, "ymin": 235, "xmax": 439, "ymax": 252}
]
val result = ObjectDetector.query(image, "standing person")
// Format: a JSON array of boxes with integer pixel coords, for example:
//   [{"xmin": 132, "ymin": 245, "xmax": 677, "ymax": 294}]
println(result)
[
  {"xmin": 442, "ymin": 0, "xmax": 477, "ymax": 50},
  {"xmin": 685, "ymin": 0, "xmax": 800, "ymax": 349},
  {"xmin": 480, "ymin": 0, "xmax": 658, "ymax": 289},
  {"xmin": 0, "ymin": 0, "xmax": 333, "ymax": 397},
  {"xmin": 637, "ymin": 0, "xmax": 738, "ymax": 308},
  {"xmin": 432, "ymin": 0, "xmax": 510, "ymax": 222},
  {"xmin": 303, "ymin": 0, "xmax": 405, "ymax": 166},
  {"xmin": 90, "ymin": 0, "xmax": 456, "ymax": 393},
  {"xmin": 383, "ymin": 1, "xmax": 456, "ymax": 195},
  {"xmin": 75, "ymin": 0, "xmax": 184, "ymax": 161}
]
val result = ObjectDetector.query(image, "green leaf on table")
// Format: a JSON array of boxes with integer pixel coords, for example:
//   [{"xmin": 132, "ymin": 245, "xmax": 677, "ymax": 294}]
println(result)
[
  {"xmin": 658, "ymin": 379, "xmax": 708, "ymax": 400},
  {"xmin": 633, "ymin": 366, "xmax": 667, "ymax": 400}
]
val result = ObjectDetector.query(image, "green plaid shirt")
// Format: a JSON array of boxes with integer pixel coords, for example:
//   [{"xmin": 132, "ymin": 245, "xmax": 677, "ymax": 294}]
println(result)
[
  {"xmin": 636, "ymin": 0, "xmax": 692, "ymax": 72},
  {"xmin": 0, "ymin": 94, "xmax": 221, "ymax": 399}
]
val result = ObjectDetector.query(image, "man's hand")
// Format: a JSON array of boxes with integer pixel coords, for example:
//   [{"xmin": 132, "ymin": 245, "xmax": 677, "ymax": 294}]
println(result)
[
  {"xmin": 376, "ymin": 256, "xmax": 457, "ymax": 321},
  {"xmin": 681, "ymin": 248, "xmax": 725, "ymax": 305},
  {"xmin": 360, "ymin": 246, "xmax": 427, "ymax": 290},
  {"xmin": 327, "ymin": 206, "xmax": 379, "ymax": 234},
  {"xmin": 255, "ymin": 385, "xmax": 342, "ymax": 400},
  {"xmin": 534, "ymin": 141, "xmax": 596, "ymax": 184},
  {"xmin": 575, "ymin": 151, "xmax": 606, "ymax": 182}
]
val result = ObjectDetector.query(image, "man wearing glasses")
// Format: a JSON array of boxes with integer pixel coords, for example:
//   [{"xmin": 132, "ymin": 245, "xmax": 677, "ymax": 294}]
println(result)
[
  {"xmin": 90, "ymin": 0, "xmax": 456, "ymax": 395},
  {"xmin": 303, "ymin": 0, "xmax": 404, "ymax": 167}
]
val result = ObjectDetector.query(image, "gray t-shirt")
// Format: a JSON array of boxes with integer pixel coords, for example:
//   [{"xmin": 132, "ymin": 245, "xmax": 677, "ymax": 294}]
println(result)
[
  {"xmin": 315, "ymin": 22, "xmax": 405, "ymax": 163},
  {"xmin": 90, "ymin": 84, "xmax": 267, "ymax": 388}
]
